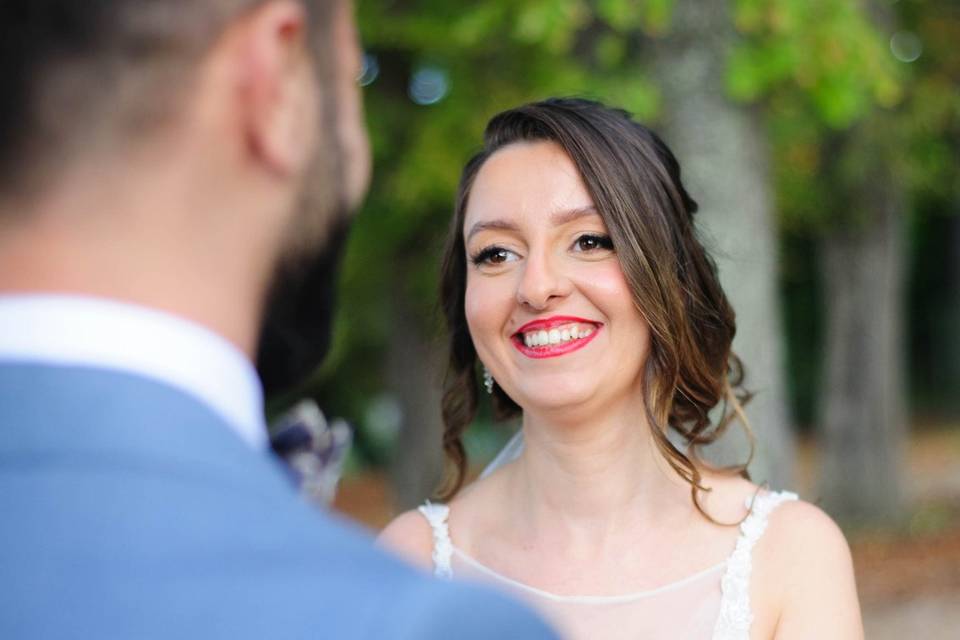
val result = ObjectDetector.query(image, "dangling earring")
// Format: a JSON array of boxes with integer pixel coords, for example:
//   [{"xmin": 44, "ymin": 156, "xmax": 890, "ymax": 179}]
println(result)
[{"xmin": 482, "ymin": 367, "xmax": 494, "ymax": 394}]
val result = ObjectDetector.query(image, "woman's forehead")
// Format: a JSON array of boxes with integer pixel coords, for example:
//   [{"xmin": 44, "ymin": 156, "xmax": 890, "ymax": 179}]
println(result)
[{"xmin": 464, "ymin": 141, "xmax": 595, "ymax": 232}]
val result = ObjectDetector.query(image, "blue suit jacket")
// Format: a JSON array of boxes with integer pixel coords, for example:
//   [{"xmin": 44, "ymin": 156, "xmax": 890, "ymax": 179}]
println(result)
[{"xmin": 0, "ymin": 363, "xmax": 556, "ymax": 639}]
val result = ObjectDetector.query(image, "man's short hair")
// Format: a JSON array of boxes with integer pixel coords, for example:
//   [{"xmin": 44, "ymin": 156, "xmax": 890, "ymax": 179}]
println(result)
[{"xmin": 0, "ymin": 1, "xmax": 330, "ymax": 205}]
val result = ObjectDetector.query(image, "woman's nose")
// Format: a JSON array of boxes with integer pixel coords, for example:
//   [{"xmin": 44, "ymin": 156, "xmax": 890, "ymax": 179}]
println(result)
[{"xmin": 516, "ymin": 250, "xmax": 571, "ymax": 310}]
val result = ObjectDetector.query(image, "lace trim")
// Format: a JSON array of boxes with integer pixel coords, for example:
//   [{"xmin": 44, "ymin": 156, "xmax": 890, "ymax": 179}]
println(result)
[
  {"xmin": 712, "ymin": 490, "xmax": 798, "ymax": 640},
  {"xmin": 417, "ymin": 501, "xmax": 453, "ymax": 579}
]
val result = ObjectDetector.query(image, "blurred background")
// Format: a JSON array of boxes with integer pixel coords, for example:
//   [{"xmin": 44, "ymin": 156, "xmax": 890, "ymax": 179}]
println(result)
[{"xmin": 275, "ymin": 0, "xmax": 958, "ymax": 635}]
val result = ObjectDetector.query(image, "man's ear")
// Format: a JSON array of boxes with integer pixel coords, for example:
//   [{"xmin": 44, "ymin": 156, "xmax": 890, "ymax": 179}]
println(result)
[{"xmin": 235, "ymin": 0, "xmax": 318, "ymax": 177}]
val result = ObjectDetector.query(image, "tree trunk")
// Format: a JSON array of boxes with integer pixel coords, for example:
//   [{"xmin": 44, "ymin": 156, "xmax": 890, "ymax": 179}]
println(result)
[
  {"xmin": 650, "ymin": 0, "xmax": 795, "ymax": 488},
  {"xmin": 386, "ymin": 285, "xmax": 445, "ymax": 512},
  {"xmin": 818, "ymin": 167, "xmax": 907, "ymax": 522},
  {"xmin": 814, "ymin": 0, "xmax": 909, "ymax": 524}
]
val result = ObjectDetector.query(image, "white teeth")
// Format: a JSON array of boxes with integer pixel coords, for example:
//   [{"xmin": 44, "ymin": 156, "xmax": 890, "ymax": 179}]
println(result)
[{"xmin": 521, "ymin": 323, "xmax": 596, "ymax": 348}]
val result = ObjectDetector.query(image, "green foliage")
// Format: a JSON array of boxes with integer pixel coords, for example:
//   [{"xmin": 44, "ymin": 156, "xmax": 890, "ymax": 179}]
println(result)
[
  {"xmin": 726, "ymin": 0, "xmax": 960, "ymax": 234},
  {"xmin": 514, "ymin": 0, "xmax": 590, "ymax": 50},
  {"xmin": 897, "ymin": 3, "xmax": 960, "ymax": 201},
  {"xmin": 729, "ymin": 0, "xmax": 902, "ymax": 127},
  {"xmin": 596, "ymin": 0, "xmax": 639, "ymax": 31},
  {"xmin": 728, "ymin": 0, "xmax": 900, "ymax": 232},
  {"xmin": 596, "ymin": 0, "xmax": 674, "ymax": 34}
]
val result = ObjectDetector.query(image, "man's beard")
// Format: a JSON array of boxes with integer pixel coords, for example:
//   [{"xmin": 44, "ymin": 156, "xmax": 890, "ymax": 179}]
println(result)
[
  {"xmin": 279, "ymin": 136, "xmax": 344, "ymax": 265},
  {"xmin": 255, "ymin": 0, "xmax": 367, "ymax": 397},
  {"xmin": 255, "ymin": 145, "xmax": 355, "ymax": 397}
]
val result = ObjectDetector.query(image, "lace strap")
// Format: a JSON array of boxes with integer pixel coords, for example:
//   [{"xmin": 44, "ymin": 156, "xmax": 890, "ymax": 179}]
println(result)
[
  {"xmin": 713, "ymin": 490, "xmax": 798, "ymax": 640},
  {"xmin": 417, "ymin": 502, "xmax": 453, "ymax": 579}
]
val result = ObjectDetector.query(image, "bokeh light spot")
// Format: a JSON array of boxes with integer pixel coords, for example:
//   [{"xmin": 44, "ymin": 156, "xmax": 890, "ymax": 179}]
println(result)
[
  {"xmin": 890, "ymin": 31, "xmax": 922, "ymax": 63},
  {"xmin": 408, "ymin": 66, "xmax": 450, "ymax": 105},
  {"xmin": 358, "ymin": 53, "xmax": 380, "ymax": 87}
]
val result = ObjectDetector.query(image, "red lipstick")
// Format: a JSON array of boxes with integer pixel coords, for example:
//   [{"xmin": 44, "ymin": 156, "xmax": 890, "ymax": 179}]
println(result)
[{"xmin": 512, "ymin": 316, "xmax": 601, "ymax": 359}]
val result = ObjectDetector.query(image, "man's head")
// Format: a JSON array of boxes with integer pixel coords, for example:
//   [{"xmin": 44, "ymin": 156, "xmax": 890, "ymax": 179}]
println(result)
[{"xmin": 0, "ymin": 0, "xmax": 370, "ymax": 351}]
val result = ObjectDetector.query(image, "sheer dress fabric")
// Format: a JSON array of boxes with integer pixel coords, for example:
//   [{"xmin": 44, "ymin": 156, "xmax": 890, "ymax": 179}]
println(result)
[{"xmin": 419, "ymin": 491, "xmax": 797, "ymax": 640}]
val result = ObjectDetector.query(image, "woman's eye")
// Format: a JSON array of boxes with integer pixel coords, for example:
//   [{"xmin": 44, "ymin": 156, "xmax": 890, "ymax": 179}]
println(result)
[
  {"xmin": 573, "ymin": 234, "xmax": 614, "ymax": 253},
  {"xmin": 471, "ymin": 246, "xmax": 517, "ymax": 266}
]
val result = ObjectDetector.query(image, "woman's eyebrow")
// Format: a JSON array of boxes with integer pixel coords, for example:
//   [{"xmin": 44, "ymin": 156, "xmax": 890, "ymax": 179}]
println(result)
[
  {"xmin": 465, "ymin": 219, "xmax": 520, "ymax": 242},
  {"xmin": 550, "ymin": 205, "xmax": 598, "ymax": 225},
  {"xmin": 466, "ymin": 206, "xmax": 598, "ymax": 242}
]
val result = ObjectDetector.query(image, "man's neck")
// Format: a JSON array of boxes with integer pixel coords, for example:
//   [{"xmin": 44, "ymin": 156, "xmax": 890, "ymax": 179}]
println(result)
[
  {"xmin": 0, "ymin": 150, "xmax": 286, "ymax": 358},
  {"xmin": 0, "ymin": 215, "xmax": 268, "ymax": 359}
]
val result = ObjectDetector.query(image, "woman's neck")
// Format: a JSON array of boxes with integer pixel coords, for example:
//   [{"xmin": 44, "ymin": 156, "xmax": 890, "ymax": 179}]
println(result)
[{"xmin": 508, "ymin": 402, "xmax": 693, "ymax": 550}]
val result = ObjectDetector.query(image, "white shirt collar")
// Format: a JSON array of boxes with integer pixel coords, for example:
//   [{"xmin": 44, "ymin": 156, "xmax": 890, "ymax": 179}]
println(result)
[{"xmin": 0, "ymin": 294, "xmax": 267, "ymax": 450}]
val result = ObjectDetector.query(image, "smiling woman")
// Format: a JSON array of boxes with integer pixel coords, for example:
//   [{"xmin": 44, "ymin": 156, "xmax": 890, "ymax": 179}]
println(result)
[
  {"xmin": 378, "ymin": 98, "xmax": 863, "ymax": 640},
  {"xmin": 462, "ymin": 139, "xmax": 654, "ymax": 429},
  {"xmin": 444, "ymin": 99, "xmax": 740, "ymax": 509}
]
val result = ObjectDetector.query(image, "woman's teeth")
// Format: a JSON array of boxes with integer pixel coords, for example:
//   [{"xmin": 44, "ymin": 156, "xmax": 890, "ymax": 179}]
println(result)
[{"xmin": 522, "ymin": 324, "xmax": 594, "ymax": 348}]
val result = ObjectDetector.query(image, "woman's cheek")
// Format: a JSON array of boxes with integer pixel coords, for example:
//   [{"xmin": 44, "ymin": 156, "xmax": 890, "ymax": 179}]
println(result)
[
  {"xmin": 464, "ymin": 277, "xmax": 495, "ymax": 341},
  {"xmin": 465, "ymin": 274, "xmax": 512, "ymax": 347},
  {"xmin": 580, "ymin": 260, "xmax": 633, "ymax": 298}
]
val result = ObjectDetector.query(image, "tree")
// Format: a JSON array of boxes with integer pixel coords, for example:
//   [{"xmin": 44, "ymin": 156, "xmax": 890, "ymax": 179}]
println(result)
[
  {"xmin": 724, "ymin": 0, "xmax": 959, "ymax": 521},
  {"xmin": 818, "ymin": 113, "xmax": 909, "ymax": 522},
  {"xmin": 816, "ymin": 0, "xmax": 960, "ymax": 520},
  {"xmin": 647, "ymin": 0, "xmax": 795, "ymax": 488}
]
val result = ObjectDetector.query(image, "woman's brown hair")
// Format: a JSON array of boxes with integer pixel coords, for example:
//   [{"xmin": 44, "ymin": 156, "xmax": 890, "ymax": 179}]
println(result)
[{"xmin": 438, "ymin": 98, "xmax": 753, "ymax": 520}]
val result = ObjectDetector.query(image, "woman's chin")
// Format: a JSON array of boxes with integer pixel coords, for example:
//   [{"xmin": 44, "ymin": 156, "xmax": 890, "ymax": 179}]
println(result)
[{"xmin": 513, "ymin": 383, "xmax": 598, "ymax": 416}]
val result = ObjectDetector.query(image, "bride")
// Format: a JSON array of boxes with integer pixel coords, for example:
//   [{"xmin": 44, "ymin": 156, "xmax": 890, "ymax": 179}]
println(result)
[{"xmin": 379, "ymin": 98, "xmax": 862, "ymax": 639}]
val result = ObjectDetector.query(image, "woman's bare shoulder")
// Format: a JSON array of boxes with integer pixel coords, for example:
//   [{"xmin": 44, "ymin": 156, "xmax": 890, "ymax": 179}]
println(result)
[
  {"xmin": 761, "ymin": 497, "xmax": 856, "ymax": 577},
  {"xmin": 701, "ymin": 473, "xmax": 855, "ymax": 581},
  {"xmin": 698, "ymin": 474, "xmax": 863, "ymax": 638},
  {"xmin": 757, "ymin": 497, "xmax": 854, "ymax": 575},
  {"xmin": 377, "ymin": 467, "xmax": 510, "ymax": 567},
  {"xmin": 377, "ymin": 508, "xmax": 435, "ymax": 570},
  {"xmin": 755, "ymin": 498, "xmax": 864, "ymax": 639}
]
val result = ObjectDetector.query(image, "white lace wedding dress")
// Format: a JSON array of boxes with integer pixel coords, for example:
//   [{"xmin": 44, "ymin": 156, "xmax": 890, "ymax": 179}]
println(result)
[{"xmin": 418, "ymin": 490, "xmax": 797, "ymax": 640}]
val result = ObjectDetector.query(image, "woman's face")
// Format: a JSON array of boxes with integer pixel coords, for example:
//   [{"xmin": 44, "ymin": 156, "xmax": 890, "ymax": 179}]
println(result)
[{"xmin": 463, "ymin": 140, "xmax": 651, "ymax": 415}]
